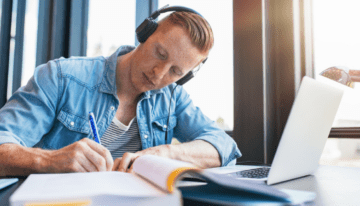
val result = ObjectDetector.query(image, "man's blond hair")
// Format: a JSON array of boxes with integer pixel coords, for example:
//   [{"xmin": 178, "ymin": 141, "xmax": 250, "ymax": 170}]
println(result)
[{"xmin": 160, "ymin": 11, "xmax": 214, "ymax": 53}]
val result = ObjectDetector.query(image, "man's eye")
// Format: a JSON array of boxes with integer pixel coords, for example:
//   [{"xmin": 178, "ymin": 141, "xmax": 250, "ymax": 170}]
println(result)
[
  {"xmin": 158, "ymin": 51, "xmax": 166, "ymax": 59},
  {"xmin": 171, "ymin": 68, "xmax": 182, "ymax": 76}
]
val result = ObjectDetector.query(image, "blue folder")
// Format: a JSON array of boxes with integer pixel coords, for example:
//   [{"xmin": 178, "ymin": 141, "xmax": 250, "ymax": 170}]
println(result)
[{"xmin": 0, "ymin": 178, "xmax": 19, "ymax": 190}]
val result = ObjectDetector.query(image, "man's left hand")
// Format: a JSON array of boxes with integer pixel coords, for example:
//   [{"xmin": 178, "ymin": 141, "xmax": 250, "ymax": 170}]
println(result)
[{"xmin": 112, "ymin": 144, "xmax": 171, "ymax": 173}]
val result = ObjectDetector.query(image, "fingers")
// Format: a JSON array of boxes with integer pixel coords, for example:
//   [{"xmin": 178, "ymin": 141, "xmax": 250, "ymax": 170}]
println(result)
[
  {"xmin": 81, "ymin": 145, "xmax": 108, "ymax": 171},
  {"xmin": 72, "ymin": 161, "xmax": 88, "ymax": 173},
  {"xmin": 80, "ymin": 138, "xmax": 114, "ymax": 171},
  {"xmin": 119, "ymin": 152, "xmax": 135, "ymax": 172},
  {"xmin": 73, "ymin": 151, "xmax": 98, "ymax": 172},
  {"xmin": 48, "ymin": 138, "xmax": 113, "ymax": 173},
  {"xmin": 59, "ymin": 154, "xmax": 89, "ymax": 173},
  {"xmin": 112, "ymin": 157, "xmax": 122, "ymax": 171},
  {"xmin": 116, "ymin": 152, "xmax": 139, "ymax": 172},
  {"xmin": 66, "ymin": 140, "xmax": 105, "ymax": 172},
  {"xmin": 128, "ymin": 163, "xmax": 135, "ymax": 174}
]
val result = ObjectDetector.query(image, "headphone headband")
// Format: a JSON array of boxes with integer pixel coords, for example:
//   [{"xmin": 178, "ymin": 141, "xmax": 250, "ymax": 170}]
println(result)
[
  {"xmin": 136, "ymin": 5, "xmax": 203, "ymax": 43},
  {"xmin": 149, "ymin": 5, "xmax": 202, "ymax": 20}
]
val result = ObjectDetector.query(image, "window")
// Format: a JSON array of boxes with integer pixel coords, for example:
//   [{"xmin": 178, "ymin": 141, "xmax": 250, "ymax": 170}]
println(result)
[
  {"xmin": 158, "ymin": 0, "xmax": 234, "ymax": 130},
  {"xmin": 313, "ymin": 0, "xmax": 360, "ymax": 167},
  {"xmin": 21, "ymin": 0, "xmax": 39, "ymax": 86},
  {"xmin": 2, "ymin": 0, "xmax": 38, "ymax": 97},
  {"xmin": 6, "ymin": 0, "xmax": 17, "ymax": 99},
  {"xmin": 87, "ymin": 0, "xmax": 136, "ymax": 57}
]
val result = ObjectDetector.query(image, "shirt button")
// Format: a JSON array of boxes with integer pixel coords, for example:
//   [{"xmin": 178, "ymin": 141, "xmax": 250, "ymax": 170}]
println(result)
[
  {"xmin": 70, "ymin": 122, "xmax": 75, "ymax": 126},
  {"xmin": 110, "ymin": 106, "xmax": 115, "ymax": 110},
  {"xmin": 144, "ymin": 135, "xmax": 148, "ymax": 139},
  {"xmin": 163, "ymin": 125, "xmax": 167, "ymax": 128}
]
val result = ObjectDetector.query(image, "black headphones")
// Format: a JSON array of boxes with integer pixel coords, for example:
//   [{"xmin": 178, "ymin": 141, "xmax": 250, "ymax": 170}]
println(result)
[{"xmin": 135, "ymin": 5, "xmax": 208, "ymax": 86}]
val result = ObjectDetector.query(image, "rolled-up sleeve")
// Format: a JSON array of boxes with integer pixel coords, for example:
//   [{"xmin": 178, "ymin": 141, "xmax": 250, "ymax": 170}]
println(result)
[
  {"xmin": 0, "ymin": 60, "xmax": 59, "ymax": 147},
  {"xmin": 173, "ymin": 86, "xmax": 242, "ymax": 166}
]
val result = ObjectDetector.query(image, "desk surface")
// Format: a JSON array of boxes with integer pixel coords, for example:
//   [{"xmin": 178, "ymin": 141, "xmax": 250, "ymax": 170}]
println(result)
[
  {"xmin": 273, "ymin": 165, "xmax": 360, "ymax": 206},
  {"xmin": 1, "ymin": 165, "xmax": 359, "ymax": 206}
]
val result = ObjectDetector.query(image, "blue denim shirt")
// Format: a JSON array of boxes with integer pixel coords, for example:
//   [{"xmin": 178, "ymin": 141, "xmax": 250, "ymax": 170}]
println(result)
[{"xmin": 0, "ymin": 46, "xmax": 241, "ymax": 166}]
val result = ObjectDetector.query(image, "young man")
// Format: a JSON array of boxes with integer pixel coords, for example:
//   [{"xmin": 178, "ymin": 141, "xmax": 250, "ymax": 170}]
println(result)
[{"xmin": 0, "ymin": 11, "xmax": 241, "ymax": 176}]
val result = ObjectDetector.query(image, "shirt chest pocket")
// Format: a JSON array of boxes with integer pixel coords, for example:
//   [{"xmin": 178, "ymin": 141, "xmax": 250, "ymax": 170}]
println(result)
[
  {"xmin": 152, "ymin": 116, "xmax": 177, "ymax": 131},
  {"xmin": 152, "ymin": 116, "xmax": 177, "ymax": 144},
  {"xmin": 57, "ymin": 110, "xmax": 90, "ymax": 134}
]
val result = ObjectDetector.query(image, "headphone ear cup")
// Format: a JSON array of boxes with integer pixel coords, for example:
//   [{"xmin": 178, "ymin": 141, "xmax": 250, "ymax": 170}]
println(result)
[
  {"xmin": 136, "ymin": 18, "xmax": 159, "ymax": 43},
  {"xmin": 176, "ymin": 71, "xmax": 195, "ymax": 86}
]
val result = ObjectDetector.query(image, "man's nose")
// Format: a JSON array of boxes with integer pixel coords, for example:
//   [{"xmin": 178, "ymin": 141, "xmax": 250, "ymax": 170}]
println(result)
[{"xmin": 151, "ymin": 63, "xmax": 170, "ymax": 81}]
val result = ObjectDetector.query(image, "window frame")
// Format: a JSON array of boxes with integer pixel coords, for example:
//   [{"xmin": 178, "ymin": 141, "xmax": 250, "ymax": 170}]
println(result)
[
  {"xmin": 0, "ymin": 0, "xmax": 13, "ymax": 108},
  {"xmin": 329, "ymin": 127, "xmax": 360, "ymax": 138},
  {"xmin": 233, "ymin": 0, "xmax": 304, "ymax": 164}
]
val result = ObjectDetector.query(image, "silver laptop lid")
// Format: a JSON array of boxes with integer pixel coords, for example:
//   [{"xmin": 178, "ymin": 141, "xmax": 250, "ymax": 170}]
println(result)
[{"xmin": 267, "ymin": 76, "xmax": 344, "ymax": 185}]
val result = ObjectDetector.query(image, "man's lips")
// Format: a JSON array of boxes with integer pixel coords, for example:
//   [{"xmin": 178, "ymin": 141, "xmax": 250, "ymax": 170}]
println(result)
[{"xmin": 143, "ymin": 73, "xmax": 155, "ymax": 87}]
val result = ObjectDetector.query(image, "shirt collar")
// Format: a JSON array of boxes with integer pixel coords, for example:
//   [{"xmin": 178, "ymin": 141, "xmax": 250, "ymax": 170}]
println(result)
[{"xmin": 99, "ymin": 46, "xmax": 165, "ymax": 99}]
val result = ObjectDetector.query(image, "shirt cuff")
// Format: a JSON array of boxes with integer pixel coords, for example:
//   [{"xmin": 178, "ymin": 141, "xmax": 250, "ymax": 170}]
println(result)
[
  {"xmin": 194, "ymin": 135, "xmax": 242, "ymax": 167},
  {"xmin": 0, "ymin": 131, "xmax": 25, "ymax": 146}
]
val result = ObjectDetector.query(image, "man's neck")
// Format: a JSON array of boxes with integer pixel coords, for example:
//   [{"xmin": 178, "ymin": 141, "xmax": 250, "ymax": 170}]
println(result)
[{"xmin": 115, "ymin": 51, "xmax": 141, "ymax": 104}]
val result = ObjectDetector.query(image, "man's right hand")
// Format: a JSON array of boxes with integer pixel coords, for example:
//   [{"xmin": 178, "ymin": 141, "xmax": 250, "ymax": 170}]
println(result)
[
  {"xmin": 42, "ymin": 138, "xmax": 114, "ymax": 173},
  {"xmin": 0, "ymin": 138, "xmax": 113, "ymax": 176}
]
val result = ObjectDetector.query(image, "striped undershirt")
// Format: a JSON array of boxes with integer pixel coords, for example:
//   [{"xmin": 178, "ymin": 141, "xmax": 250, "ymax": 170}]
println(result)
[{"xmin": 101, "ymin": 117, "xmax": 142, "ymax": 159}]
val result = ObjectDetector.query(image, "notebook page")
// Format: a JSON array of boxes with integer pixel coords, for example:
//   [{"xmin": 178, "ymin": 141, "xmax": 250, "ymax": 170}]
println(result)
[{"xmin": 10, "ymin": 172, "xmax": 166, "ymax": 204}]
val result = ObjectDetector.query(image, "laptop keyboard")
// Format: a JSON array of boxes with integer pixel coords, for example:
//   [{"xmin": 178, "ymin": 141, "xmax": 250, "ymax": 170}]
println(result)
[{"xmin": 226, "ymin": 167, "xmax": 270, "ymax": 179}]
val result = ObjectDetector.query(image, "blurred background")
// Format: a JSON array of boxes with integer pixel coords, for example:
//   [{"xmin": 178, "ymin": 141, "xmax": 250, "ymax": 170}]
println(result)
[
  {"xmin": 313, "ymin": 0, "xmax": 360, "ymax": 167},
  {"xmin": 0, "ymin": 0, "xmax": 359, "ymax": 166}
]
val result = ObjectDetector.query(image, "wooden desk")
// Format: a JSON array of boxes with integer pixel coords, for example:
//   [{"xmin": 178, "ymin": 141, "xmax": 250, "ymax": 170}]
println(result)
[{"xmin": 1, "ymin": 165, "xmax": 359, "ymax": 205}]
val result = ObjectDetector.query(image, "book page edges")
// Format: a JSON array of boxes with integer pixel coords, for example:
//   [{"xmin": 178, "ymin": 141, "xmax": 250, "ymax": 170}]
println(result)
[
  {"xmin": 167, "ymin": 167, "xmax": 201, "ymax": 193},
  {"xmin": 25, "ymin": 200, "xmax": 91, "ymax": 206}
]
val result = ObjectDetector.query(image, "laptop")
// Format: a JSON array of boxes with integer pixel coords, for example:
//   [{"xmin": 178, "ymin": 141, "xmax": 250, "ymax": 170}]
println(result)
[{"xmin": 207, "ymin": 76, "xmax": 344, "ymax": 185}]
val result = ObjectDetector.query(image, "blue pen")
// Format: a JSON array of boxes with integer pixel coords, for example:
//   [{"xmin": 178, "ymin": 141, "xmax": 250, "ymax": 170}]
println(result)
[{"xmin": 89, "ymin": 112, "xmax": 101, "ymax": 144}]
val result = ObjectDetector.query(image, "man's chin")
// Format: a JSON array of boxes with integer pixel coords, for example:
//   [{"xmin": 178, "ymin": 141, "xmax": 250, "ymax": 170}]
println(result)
[{"xmin": 130, "ymin": 80, "xmax": 152, "ymax": 94}]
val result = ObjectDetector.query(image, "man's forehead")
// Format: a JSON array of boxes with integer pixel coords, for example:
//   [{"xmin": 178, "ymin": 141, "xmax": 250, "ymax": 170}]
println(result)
[
  {"xmin": 153, "ymin": 26, "xmax": 206, "ymax": 69},
  {"xmin": 159, "ymin": 42, "xmax": 204, "ymax": 69}
]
